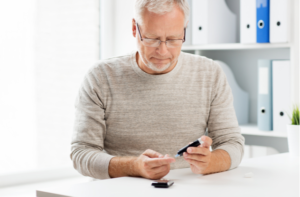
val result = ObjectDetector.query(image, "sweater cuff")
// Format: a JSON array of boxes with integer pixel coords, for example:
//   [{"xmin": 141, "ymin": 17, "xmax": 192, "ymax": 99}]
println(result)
[
  {"xmin": 91, "ymin": 152, "xmax": 115, "ymax": 179},
  {"xmin": 215, "ymin": 145, "xmax": 243, "ymax": 170}
]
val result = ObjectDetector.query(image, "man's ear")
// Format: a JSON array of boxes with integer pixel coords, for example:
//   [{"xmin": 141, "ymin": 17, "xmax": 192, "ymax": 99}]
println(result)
[
  {"xmin": 185, "ymin": 20, "xmax": 189, "ymax": 28},
  {"xmin": 132, "ymin": 18, "xmax": 137, "ymax": 38}
]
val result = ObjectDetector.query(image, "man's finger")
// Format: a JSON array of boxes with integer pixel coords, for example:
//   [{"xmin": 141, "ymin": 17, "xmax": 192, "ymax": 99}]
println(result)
[
  {"xmin": 143, "ymin": 149, "xmax": 163, "ymax": 158},
  {"xmin": 152, "ymin": 164, "xmax": 169, "ymax": 174},
  {"xmin": 146, "ymin": 157, "xmax": 175, "ymax": 168},
  {"xmin": 184, "ymin": 152, "xmax": 206, "ymax": 162},
  {"xmin": 153, "ymin": 170, "xmax": 169, "ymax": 180},
  {"xmin": 200, "ymin": 136, "xmax": 212, "ymax": 148},
  {"xmin": 185, "ymin": 158, "xmax": 205, "ymax": 168},
  {"xmin": 154, "ymin": 168, "xmax": 169, "ymax": 177},
  {"xmin": 187, "ymin": 146, "xmax": 209, "ymax": 155}
]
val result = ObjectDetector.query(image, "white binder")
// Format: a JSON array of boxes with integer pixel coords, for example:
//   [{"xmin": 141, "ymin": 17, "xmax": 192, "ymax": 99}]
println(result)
[
  {"xmin": 272, "ymin": 60, "xmax": 291, "ymax": 132},
  {"xmin": 270, "ymin": 0, "xmax": 291, "ymax": 43},
  {"xmin": 192, "ymin": 0, "xmax": 236, "ymax": 45},
  {"xmin": 240, "ymin": 0, "xmax": 256, "ymax": 43},
  {"xmin": 183, "ymin": 0, "xmax": 192, "ymax": 46}
]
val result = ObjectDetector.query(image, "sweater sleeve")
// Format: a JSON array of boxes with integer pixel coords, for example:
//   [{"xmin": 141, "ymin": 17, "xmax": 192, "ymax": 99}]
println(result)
[
  {"xmin": 70, "ymin": 67, "xmax": 115, "ymax": 179},
  {"xmin": 207, "ymin": 61, "xmax": 245, "ymax": 170}
]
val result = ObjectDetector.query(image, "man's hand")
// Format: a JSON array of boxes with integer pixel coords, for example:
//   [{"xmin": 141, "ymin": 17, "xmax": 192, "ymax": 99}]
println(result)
[
  {"xmin": 135, "ymin": 149, "xmax": 175, "ymax": 180},
  {"xmin": 108, "ymin": 149, "xmax": 175, "ymax": 179},
  {"xmin": 183, "ymin": 136, "xmax": 212, "ymax": 174}
]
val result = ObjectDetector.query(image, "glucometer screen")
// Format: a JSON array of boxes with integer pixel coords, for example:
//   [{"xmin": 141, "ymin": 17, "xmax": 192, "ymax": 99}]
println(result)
[{"xmin": 153, "ymin": 180, "xmax": 169, "ymax": 183}]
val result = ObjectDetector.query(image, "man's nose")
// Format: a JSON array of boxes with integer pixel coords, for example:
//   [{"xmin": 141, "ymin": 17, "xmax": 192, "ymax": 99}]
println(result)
[{"xmin": 156, "ymin": 41, "xmax": 168, "ymax": 56}]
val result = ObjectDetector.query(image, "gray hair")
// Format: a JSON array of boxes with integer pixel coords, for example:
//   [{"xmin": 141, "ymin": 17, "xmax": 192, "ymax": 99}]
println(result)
[{"xmin": 135, "ymin": 0, "xmax": 190, "ymax": 26}]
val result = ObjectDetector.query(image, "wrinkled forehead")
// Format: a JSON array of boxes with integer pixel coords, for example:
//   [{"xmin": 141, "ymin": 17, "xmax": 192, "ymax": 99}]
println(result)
[{"xmin": 139, "ymin": 25, "xmax": 184, "ymax": 39}]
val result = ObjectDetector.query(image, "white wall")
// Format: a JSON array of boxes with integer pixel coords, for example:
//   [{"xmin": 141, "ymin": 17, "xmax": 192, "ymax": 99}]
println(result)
[
  {"xmin": 0, "ymin": 0, "xmax": 37, "ymax": 174},
  {"xmin": 0, "ymin": 0, "xmax": 101, "ymax": 176},
  {"xmin": 101, "ymin": 0, "xmax": 137, "ymax": 59},
  {"xmin": 35, "ymin": 0, "xmax": 100, "ymax": 168}
]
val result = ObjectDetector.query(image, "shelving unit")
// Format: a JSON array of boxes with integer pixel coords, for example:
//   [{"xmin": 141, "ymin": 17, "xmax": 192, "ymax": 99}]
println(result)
[
  {"xmin": 181, "ymin": 0, "xmax": 299, "ymax": 154},
  {"xmin": 182, "ymin": 43, "xmax": 291, "ymax": 51},
  {"xmin": 181, "ymin": 44, "xmax": 295, "ymax": 134},
  {"xmin": 240, "ymin": 124, "xmax": 287, "ymax": 138}
]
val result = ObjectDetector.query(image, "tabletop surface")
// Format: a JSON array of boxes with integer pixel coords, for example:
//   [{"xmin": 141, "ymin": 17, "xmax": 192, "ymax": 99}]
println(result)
[{"xmin": 36, "ymin": 153, "xmax": 299, "ymax": 197}]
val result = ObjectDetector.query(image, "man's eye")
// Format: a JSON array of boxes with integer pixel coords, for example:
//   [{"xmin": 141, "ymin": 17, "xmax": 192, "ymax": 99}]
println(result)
[{"xmin": 144, "ymin": 39, "xmax": 158, "ymax": 43}]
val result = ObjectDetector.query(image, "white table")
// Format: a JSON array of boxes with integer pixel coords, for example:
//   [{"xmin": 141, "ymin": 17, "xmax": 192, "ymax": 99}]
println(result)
[{"xmin": 37, "ymin": 153, "xmax": 299, "ymax": 197}]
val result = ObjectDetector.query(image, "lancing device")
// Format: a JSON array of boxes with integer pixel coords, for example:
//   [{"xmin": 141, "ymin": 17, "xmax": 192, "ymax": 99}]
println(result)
[{"xmin": 175, "ymin": 137, "xmax": 204, "ymax": 158}]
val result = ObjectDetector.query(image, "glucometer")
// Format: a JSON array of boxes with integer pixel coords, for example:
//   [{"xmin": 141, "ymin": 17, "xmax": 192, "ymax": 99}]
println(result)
[
  {"xmin": 175, "ymin": 137, "xmax": 203, "ymax": 157},
  {"xmin": 151, "ymin": 180, "xmax": 174, "ymax": 188}
]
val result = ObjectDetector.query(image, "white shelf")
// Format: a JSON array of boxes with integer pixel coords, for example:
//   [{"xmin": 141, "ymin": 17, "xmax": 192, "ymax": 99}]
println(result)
[
  {"xmin": 181, "ymin": 43, "xmax": 291, "ymax": 51},
  {"xmin": 240, "ymin": 124, "xmax": 287, "ymax": 138}
]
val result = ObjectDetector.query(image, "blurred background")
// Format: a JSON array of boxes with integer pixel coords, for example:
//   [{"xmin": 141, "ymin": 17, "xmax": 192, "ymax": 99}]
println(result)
[
  {"xmin": 0, "ymin": 0, "xmax": 100, "ymax": 175},
  {"xmin": 0, "ymin": 1, "xmax": 102, "ymax": 195}
]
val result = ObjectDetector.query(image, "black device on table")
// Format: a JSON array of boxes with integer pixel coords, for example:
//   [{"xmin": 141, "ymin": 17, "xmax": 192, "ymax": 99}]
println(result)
[{"xmin": 151, "ymin": 180, "xmax": 174, "ymax": 188}]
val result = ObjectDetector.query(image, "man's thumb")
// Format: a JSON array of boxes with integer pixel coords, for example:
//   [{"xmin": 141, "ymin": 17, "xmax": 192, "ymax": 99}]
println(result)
[{"xmin": 143, "ymin": 149, "xmax": 163, "ymax": 158}]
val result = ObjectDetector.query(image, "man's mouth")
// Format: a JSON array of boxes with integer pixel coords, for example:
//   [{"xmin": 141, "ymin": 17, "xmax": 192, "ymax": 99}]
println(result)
[{"xmin": 152, "ymin": 57, "xmax": 169, "ymax": 62}]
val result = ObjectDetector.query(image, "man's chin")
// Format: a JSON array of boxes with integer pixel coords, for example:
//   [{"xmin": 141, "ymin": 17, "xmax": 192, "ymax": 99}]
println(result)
[{"xmin": 148, "ymin": 62, "xmax": 171, "ymax": 72}]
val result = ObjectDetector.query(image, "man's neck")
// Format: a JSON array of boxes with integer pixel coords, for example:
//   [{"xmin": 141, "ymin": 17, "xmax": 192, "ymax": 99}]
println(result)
[{"xmin": 135, "ymin": 52, "xmax": 177, "ymax": 75}]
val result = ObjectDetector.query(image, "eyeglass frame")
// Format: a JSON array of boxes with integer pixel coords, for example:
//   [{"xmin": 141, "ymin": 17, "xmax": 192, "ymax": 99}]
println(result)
[{"xmin": 136, "ymin": 22, "xmax": 186, "ymax": 48}]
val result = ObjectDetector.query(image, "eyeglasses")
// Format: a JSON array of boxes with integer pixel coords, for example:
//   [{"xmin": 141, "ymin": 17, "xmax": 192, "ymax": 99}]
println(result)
[{"xmin": 136, "ymin": 23, "xmax": 185, "ymax": 48}]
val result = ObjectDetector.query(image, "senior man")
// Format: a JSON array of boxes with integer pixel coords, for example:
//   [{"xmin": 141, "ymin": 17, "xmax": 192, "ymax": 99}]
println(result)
[{"xmin": 71, "ymin": 0, "xmax": 245, "ymax": 180}]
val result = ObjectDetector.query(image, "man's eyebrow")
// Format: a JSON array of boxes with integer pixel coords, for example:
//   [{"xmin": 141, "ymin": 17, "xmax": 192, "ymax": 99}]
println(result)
[{"xmin": 144, "ymin": 32, "xmax": 183, "ymax": 38}]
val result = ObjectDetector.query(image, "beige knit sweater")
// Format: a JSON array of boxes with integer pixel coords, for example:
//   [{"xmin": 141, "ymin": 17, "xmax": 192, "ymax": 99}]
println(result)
[{"xmin": 71, "ymin": 51, "xmax": 245, "ymax": 179}]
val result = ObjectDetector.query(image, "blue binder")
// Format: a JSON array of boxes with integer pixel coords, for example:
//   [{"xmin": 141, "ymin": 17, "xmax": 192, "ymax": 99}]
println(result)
[
  {"xmin": 257, "ymin": 60, "xmax": 273, "ymax": 131},
  {"xmin": 256, "ymin": 0, "xmax": 270, "ymax": 43}
]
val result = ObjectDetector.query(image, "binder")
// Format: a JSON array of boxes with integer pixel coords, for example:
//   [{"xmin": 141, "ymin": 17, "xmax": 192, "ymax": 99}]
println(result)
[
  {"xmin": 270, "ymin": 0, "xmax": 290, "ymax": 43},
  {"xmin": 257, "ymin": 60, "xmax": 272, "ymax": 131},
  {"xmin": 192, "ymin": 0, "xmax": 208, "ymax": 44},
  {"xmin": 192, "ymin": 0, "xmax": 236, "ymax": 45},
  {"xmin": 256, "ymin": 0, "xmax": 270, "ymax": 43},
  {"xmin": 183, "ymin": 0, "xmax": 192, "ymax": 46},
  {"xmin": 272, "ymin": 60, "xmax": 291, "ymax": 132},
  {"xmin": 240, "ymin": 0, "xmax": 256, "ymax": 43}
]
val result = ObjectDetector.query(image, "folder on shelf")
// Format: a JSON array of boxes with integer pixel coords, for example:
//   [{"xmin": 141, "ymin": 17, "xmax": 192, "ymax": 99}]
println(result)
[
  {"xmin": 257, "ymin": 60, "xmax": 272, "ymax": 131},
  {"xmin": 192, "ymin": 0, "xmax": 236, "ymax": 45},
  {"xmin": 256, "ymin": 0, "xmax": 270, "ymax": 43},
  {"xmin": 270, "ymin": 0, "xmax": 290, "ymax": 43},
  {"xmin": 272, "ymin": 60, "xmax": 291, "ymax": 132},
  {"xmin": 240, "ymin": 0, "xmax": 256, "ymax": 43},
  {"xmin": 183, "ymin": 0, "xmax": 192, "ymax": 46}
]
